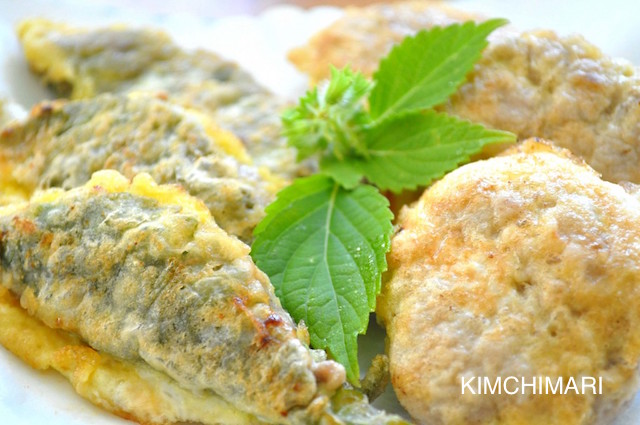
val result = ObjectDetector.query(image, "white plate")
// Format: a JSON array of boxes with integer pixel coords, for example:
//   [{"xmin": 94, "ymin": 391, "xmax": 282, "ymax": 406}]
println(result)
[{"xmin": 0, "ymin": 1, "xmax": 639, "ymax": 424}]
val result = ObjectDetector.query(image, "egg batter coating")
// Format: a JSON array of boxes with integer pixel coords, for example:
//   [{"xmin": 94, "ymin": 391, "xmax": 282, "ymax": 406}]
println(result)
[
  {"xmin": 379, "ymin": 140, "xmax": 640, "ymax": 424},
  {"xmin": 0, "ymin": 285, "xmax": 263, "ymax": 425},
  {"xmin": 17, "ymin": 18, "xmax": 308, "ymax": 179},
  {"xmin": 0, "ymin": 170, "xmax": 351, "ymax": 424},
  {"xmin": 0, "ymin": 92, "xmax": 282, "ymax": 243},
  {"xmin": 289, "ymin": 1, "xmax": 640, "ymax": 184}
]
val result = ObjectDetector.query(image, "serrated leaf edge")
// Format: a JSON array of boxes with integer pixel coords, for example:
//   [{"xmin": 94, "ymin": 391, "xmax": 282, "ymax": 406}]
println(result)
[
  {"xmin": 361, "ymin": 110, "xmax": 516, "ymax": 192},
  {"xmin": 370, "ymin": 18, "xmax": 508, "ymax": 121}
]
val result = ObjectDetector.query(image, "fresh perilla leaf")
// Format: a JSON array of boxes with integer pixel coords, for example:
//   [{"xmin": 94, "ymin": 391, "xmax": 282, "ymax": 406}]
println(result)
[
  {"xmin": 251, "ymin": 175, "xmax": 393, "ymax": 383},
  {"xmin": 369, "ymin": 19, "xmax": 508, "ymax": 121},
  {"xmin": 353, "ymin": 111, "xmax": 516, "ymax": 192},
  {"xmin": 319, "ymin": 154, "xmax": 364, "ymax": 189},
  {"xmin": 282, "ymin": 66, "xmax": 373, "ymax": 161}
]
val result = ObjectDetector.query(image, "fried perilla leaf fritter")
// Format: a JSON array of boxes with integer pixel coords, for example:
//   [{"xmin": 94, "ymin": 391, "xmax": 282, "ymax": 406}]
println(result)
[
  {"xmin": 289, "ymin": 1, "xmax": 640, "ymax": 184},
  {"xmin": 17, "ymin": 18, "xmax": 310, "ymax": 179},
  {"xmin": 0, "ymin": 170, "xmax": 346, "ymax": 424},
  {"xmin": 0, "ymin": 93, "xmax": 281, "ymax": 243},
  {"xmin": 380, "ymin": 140, "xmax": 640, "ymax": 424},
  {"xmin": 0, "ymin": 170, "xmax": 413, "ymax": 425},
  {"xmin": 0, "ymin": 279, "xmax": 262, "ymax": 425}
]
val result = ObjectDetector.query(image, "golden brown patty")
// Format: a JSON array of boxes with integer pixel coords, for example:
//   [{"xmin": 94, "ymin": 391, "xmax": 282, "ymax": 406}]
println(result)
[
  {"xmin": 289, "ymin": 1, "xmax": 480, "ymax": 83},
  {"xmin": 379, "ymin": 140, "xmax": 640, "ymax": 424}
]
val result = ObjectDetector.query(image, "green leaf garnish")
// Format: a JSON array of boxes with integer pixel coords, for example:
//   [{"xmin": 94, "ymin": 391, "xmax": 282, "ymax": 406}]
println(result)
[
  {"xmin": 251, "ymin": 175, "xmax": 392, "ymax": 383},
  {"xmin": 369, "ymin": 19, "xmax": 508, "ymax": 121},
  {"xmin": 355, "ymin": 111, "xmax": 515, "ymax": 192},
  {"xmin": 319, "ymin": 154, "xmax": 363, "ymax": 189},
  {"xmin": 282, "ymin": 66, "xmax": 373, "ymax": 161},
  {"xmin": 255, "ymin": 19, "xmax": 514, "ymax": 385}
]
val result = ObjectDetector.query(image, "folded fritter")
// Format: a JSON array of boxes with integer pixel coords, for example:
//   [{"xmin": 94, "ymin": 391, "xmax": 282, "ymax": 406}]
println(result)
[
  {"xmin": 379, "ymin": 140, "xmax": 640, "ymax": 424},
  {"xmin": 0, "ymin": 92, "xmax": 281, "ymax": 243},
  {"xmin": 289, "ymin": 1, "xmax": 640, "ymax": 184},
  {"xmin": 17, "ymin": 18, "xmax": 309, "ymax": 179},
  {"xmin": 0, "ymin": 170, "xmax": 348, "ymax": 424},
  {"xmin": 0, "ymin": 286, "xmax": 260, "ymax": 425}
]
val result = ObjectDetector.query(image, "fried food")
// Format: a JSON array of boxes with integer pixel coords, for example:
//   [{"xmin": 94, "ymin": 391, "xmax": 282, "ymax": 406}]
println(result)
[
  {"xmin": 17, "ymin": 18, "xmax": 309, "ymax": 179},
  {"xmin": 378, "ymin": 140, "xmax": 640, "ymax": 424},
  {"xmin": 289, "ymin": 1, "xmax": 640, "ymax": 184},
  {"xmin": 0, "ymin": 170, "xmax": 349, "ymax": 424},
  {"xmin": 0, "ymin": 92, "xmax": 281, "ymax": 243},
  {"xmin": 0, "ymin": 285, "xmax": 261, "ymax": 424},
  {"xmin": 289, "ymin": 1, "xmax": 480, "ymax": 83}
]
